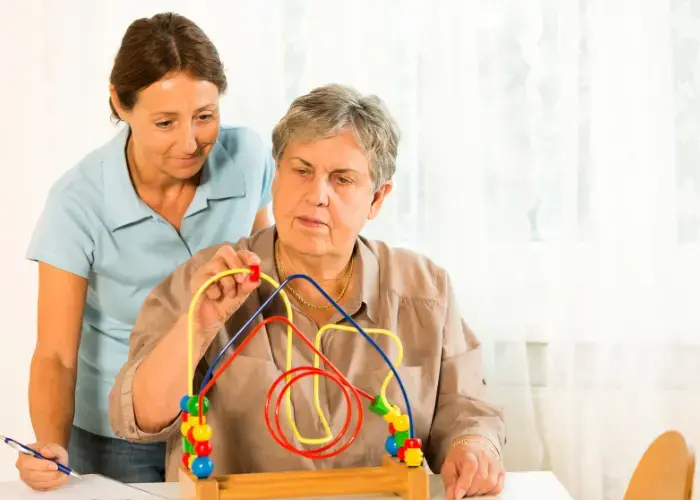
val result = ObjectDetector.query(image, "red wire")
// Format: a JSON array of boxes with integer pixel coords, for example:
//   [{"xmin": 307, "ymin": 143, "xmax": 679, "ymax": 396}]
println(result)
[{"xmin": 197, "ymin": 315, "xmax": 374, "ymax": 458}]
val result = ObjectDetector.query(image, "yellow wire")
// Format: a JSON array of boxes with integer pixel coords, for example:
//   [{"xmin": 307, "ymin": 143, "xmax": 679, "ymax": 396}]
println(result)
[
  {"xmin": 186, "ymin": 268, "xmax": 404, "ymax": 445},
  {"xmin": 309, "ymin": 324, "xmax": 404, "ymax": 444}
]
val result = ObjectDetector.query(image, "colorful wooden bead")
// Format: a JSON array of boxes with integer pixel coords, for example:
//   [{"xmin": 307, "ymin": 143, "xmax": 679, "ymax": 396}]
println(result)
[
  {"xmin": 180, "ymin": 395, "xmax": 190, "ymax": 412},
  {"xmin": 382, "ymin": 405, "xmax": 401, "ymax": 424},
  {"xmin": 404, "ymin": 448, "xmax": 424, "ymax": 467},
  {"xmin": 385, "ymin": 436, "xmax": 398, "ymax": 456},
  {"xmin": 398, "ymin": 446, "xmax": 406, "ymax": 461},
  {"xmin": 393, "ymin": 414, "xmax": 410, "ymax": 432},
  {"xmin": 193, "ymin": 424, "xmax": 213, "ymax": 442},
  {"xmin": 388, "ymin": 423, "xmax": 396, "ymax": 435},
  {"xmin": 405, "ymin": 438, "xmax": 422, "ymax": 449},
  {"xmin": 368, "ymin": 396, "xmax": 390, "ymax": 416},
  {"xmin": 183, "ymin": 438, "xmax": 194, "ymax": 455},
  {"xmin": 192, "ymin": 456, "xmax": 214, "ymax": 479},
  {"xmin": 181, "ymin": 422, "xmax": 191, "ymax": 438},
  {"xmin": 249, "ymin": 264, "xmax": 260, "ymax": 282},
  {"xmin": 187, "ymin": 395, "xmax": 210, "ymax": 416},
  {"xmin": 180, "ymin": 412, "xmax": 189, "ymax": 423},
  {"xmin": 188, "ymin": 454, "xmax": 196, "ymax": 469},
  {"xmin": 195, "ymin": 440, "xmax": 213, "ymax": 457},
  {"xmin": 187, "ymin": 426, "xmax": 196, "ymax": 444},
  {"xmin": 181, "ymin": 452, "xmax": 191, "ymax": 468},
  {"xmin": 394, "ymin": 430, "xmax": 410, "ymax": 448},
  {"xmin": 188, "ymin": 414, "xmax": 205, "ymax": 426}
]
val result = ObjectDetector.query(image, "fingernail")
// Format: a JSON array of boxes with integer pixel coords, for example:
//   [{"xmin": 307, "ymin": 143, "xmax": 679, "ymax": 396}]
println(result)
[{"xmin": 455, "ymin": 488, "xmax": 465, "ymax": 499}]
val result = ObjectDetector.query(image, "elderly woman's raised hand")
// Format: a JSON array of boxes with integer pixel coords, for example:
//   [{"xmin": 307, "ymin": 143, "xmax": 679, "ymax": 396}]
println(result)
[{"xmin": 190, "ymin": 246, "xmax": 262, "ymax": 330}]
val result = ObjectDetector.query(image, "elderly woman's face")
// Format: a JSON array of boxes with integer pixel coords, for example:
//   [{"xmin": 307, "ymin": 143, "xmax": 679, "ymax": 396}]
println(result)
[{"xmin": 272, "ymin": 129, "xmax": 391, "ymax": 257}]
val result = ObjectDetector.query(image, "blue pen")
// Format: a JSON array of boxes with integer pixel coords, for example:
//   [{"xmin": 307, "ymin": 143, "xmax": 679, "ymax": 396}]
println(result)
[{"xmin": 0, "ymin": 434, "xmax": 81, "ymax": 479}]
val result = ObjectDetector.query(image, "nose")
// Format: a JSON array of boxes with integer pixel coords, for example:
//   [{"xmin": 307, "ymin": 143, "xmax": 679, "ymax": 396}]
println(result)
[
  {"xmin": 306, "ymin": 174, "xmax": 330, "ymax": 207},
  {"xmin": 178, "ymin": 123, "xmax": 198, "ymax": 155}
]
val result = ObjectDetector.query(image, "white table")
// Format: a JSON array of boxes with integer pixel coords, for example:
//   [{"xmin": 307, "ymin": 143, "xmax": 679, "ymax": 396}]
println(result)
[{"xmin": 138, "ymin": 472, "xmax": 573, "ymax": 500}]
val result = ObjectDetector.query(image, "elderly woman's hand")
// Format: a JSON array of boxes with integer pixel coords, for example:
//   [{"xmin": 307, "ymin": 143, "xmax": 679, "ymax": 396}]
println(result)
[
  {"xmin": 191, "ymin": 246, "xmax": 262, "ymax": 329},
  {"xmin": 441, "ymin": 438, "xmax": 505, "ymax": 498}
]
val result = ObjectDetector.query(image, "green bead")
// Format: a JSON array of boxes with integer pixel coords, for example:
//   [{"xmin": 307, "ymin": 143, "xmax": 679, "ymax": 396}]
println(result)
[
  {"xmin": 182, "ymin": 437, "xmax": 194, "ymax": 455},
  {"xmin": 395, "ymin": 430, "xmax": 410, "ymax": 448},
  {"xmin": 369, "ymin": 396, "xmax": 389, "ymax": 416},
  {"xmin": 187, "ymin": 395, "xmax": 210, "ymax": 416}
]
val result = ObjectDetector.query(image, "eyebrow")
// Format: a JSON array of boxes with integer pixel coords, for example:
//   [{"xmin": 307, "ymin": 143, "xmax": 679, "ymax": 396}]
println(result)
[
  {"xmin": 151, "ymin": 105, "xmax": 216, "ymax": 118},
  {"xmin": 289, "ymin": 157, "xmax": 359, "ymax": 174}
]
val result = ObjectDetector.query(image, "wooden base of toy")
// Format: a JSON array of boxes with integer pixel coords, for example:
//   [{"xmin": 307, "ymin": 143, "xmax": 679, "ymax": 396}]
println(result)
[{"xmin": 178, "ymin": 454, "xmax": 429, "ymax": 500}]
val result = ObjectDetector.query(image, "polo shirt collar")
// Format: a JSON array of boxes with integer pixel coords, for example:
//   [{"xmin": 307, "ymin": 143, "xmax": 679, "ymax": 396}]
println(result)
[{"xmin": 103, "ymin": 126, "xmax": 247, "ymax": 231}]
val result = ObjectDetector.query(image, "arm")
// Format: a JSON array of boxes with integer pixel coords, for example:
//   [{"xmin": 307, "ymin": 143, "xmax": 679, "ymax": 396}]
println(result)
[
  {"xmin": 110, "ymin": 244, "xmax": 261, "ymax": 440},
  {"xmin": 29, "ymin": 263, "xmax": 86, "ymax": 447},
  {"xmin": 425, "ymin": 271, "xmax": 505, "ymax": 473}
]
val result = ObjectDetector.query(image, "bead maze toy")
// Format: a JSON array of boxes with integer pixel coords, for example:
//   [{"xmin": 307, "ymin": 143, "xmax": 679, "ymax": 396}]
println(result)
[{"xmin": 178, "ymin": 264, "xmax": 429, "ymax": 500}]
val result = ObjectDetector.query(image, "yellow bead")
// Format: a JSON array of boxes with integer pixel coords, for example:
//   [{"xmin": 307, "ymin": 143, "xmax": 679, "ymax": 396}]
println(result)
[
  {"xmin": 383, "ymin": 405, "xmax": 401, "ymax": 423},
  {"xmin": 188, "ymin": 414, "xmax": 205, "ymax": 426},
  {"xmin": 181, "ymin": 422, "xmax": 191, "ymax": 437},
  {"xmin": 405, "ymin": 448, "xmax": 424, "ymax": 467},
  {"xmin": 188, "ymin": 454, "xmax": 196, "ymax": 469},
  {"xmin": 393, "ymin": 414, "xmax": 410, "ymax": 432},
  {"xmin": 193, "ymin": 424, "xmax": 213, "ymax": 442}
]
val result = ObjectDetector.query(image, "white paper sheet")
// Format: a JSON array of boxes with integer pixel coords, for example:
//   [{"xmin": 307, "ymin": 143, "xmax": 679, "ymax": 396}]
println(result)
[{"xmin": 0, "ymin": 474, "xmax": 167, "ymax": 499}]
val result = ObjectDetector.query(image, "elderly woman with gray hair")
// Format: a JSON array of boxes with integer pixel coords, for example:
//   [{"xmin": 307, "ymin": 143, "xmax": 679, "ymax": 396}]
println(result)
[{"xmin": 109, "ymin": 84, "xmax": 506, "ymax": 498}]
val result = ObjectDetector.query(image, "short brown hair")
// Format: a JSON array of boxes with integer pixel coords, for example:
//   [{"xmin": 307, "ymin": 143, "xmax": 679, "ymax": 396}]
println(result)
[
  {"xmin": 109, "ymin": 12, "xmax": 226, "ymax": 119},
  {"xmin": 272, "ymin": 84, "xmax": 400, "ymax": 189}
]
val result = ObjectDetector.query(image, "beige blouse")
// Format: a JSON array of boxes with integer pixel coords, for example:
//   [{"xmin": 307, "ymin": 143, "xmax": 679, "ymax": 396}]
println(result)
[{"xmin": 109, "ymin": 226, "xmax": 505, "ymax": 481}]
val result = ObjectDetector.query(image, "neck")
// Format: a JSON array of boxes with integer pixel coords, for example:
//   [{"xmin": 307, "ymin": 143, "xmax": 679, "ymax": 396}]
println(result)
[{"xmin": 276, "ymin": 240, "xmax": 354, "ymax": 284}]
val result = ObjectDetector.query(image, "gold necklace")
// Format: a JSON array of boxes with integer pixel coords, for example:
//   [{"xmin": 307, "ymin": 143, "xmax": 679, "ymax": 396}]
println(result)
[{"xmin": 275, "ymin": 239, "xmax": 355, "ymax": 309}]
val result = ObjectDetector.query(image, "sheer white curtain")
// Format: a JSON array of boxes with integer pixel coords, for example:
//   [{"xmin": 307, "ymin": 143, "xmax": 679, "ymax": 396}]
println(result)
[{"xmin": 2, "ymin": 0, "xmax": 699, "ymax": 498}]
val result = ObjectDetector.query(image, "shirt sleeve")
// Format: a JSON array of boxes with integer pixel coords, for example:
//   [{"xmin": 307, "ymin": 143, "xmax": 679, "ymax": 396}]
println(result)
[
  {"xmin": 259, "ymin": 151, "xmax": 274, "ymax": 210},
  {"xmin": 109, "ymin": 245, "xmax": 220, "ymax": 442},
  {"xmin": 425, "ymin": 270, "xmax": 506, "ymax": 473},
  {"xmin": 26, "ymin": 187, "xmax": 95, "ymax": 279}
]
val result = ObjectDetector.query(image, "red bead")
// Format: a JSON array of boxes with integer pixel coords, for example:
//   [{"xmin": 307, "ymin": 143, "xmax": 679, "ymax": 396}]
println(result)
[
  {"xmin": 389, "ymin": 423, "xmax": 396, "ymax": 435},
  {"xmin": 249, "ymin": 264, "xmax": 260, "ymax": 282},
  {"xmin": 405, "ymin": 438, "xmax": 422, "ymax": 449},
  {"xmin": 194, "ymin": 440, "xmax": 213, "ymax": 457},
  {"xmin": 182, "ymin": 453, "xmax": 191, "ymax": 468},
  {"xmin": 398, "ymin": 447, "xmax": 406, "ymax": 461},
  {"xmin": 187, "ymin": 426, "xmax": 196, "ymax": 444},
  {"xmin": 181, "ymin": 412, "xmax": 189, "ymax": 422}
]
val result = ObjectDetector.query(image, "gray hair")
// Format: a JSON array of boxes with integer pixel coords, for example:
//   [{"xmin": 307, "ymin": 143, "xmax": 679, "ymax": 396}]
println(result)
[{"xmin": 271, "ymin": 84, "xmax": 400, "ymax": 189}]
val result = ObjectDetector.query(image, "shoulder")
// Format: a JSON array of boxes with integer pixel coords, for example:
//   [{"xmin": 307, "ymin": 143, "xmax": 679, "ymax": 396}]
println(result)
[
  {"xmin": 216, "ymin": 125, "xmax": 269, "ymax": 159},
  {"xmin": 360, "ymin": 237, "xmax": 448, "ymax": 302},
  {"xmin": 39, "ymin": 133, "xmax": 121, "ymax": 220}
]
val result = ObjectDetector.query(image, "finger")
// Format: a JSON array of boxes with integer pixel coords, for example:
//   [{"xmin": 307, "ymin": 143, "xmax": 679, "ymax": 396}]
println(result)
[
  {"xmin": 200, "ymin": 258, "xmax": 231, "ymax": 300},
  {"xmin": 494, "ymin": 471, "xmax": 505, "ymax": 494},
  {"xmin": 467, "ymin": 454, "xmax": 491, "ymax": 496},
  {"xmin": 22, "ymin": 473, "xmax": 68, "ymax": 491},
  {"xmin": 237, "ymin": 251, "xmax": 262, "ymax": 293},
  {"xmin": 22, "ymin": 456, "xmax": 59, "ymax": 473},
  {"xmin": 440, "ymin": 461, "xmax": 458, "ymax": 500},
  {"xmin": 217, "ymin": 246, "xmax": 247, "ymax": 284},
  {"xmin": 20, "ymin": 468, "xmax": 65, "ymax": 487},
  {"xmin": 453, "ymin": 451, "xmax": 478, "ymax": 499}
]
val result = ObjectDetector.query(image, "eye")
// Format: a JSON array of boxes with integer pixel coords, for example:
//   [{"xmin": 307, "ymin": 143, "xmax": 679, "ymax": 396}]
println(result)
[
  {"xmin": 197, "ymin": 113, "xmax": 214, "ymax": 122},
  {"xmin": 155, "ymin": 120, "xmax": 172, "ymax": 129},
  {"xmin": 294, "ymin": 168, "xmax": 311, "ymax": 176},
  {"xmin": 335, "ymin": 175, "xmax": 353, "ymax": 185}
]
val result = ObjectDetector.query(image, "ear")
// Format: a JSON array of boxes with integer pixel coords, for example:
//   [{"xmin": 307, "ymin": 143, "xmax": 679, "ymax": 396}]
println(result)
[
  {"xmin": 108, "ymin": 84, "xmax": 127, "ymax": 122},
  {"xmin": 368, "ymin": 181, "xmax": 393, "ymax": 221}
]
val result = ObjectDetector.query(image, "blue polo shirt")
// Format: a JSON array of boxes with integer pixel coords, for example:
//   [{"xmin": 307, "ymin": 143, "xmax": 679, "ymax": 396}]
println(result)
[{"xmin": 26, "ymin": 124, "xmax": 274, "ymax": 438}]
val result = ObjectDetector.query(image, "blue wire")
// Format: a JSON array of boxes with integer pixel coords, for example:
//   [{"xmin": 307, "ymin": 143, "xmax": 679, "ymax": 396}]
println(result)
[{"xmin": 198, "ymin": 272, "xmax": 415, "ymax": 438}]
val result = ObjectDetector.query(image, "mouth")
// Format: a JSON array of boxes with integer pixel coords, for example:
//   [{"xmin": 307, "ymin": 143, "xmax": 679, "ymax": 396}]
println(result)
[{"xmin": 296, "ymin": 216, "xmax": 327, "ymax": 228}]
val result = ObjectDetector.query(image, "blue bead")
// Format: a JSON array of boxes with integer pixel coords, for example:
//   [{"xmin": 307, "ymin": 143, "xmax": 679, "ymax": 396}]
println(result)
[
  {"xmin": 192, "ymin": 456, "xmax": 214, "ymax": 478},
  {"xmin": 180, "ymin": 395, "xmax": 191, "ymax": 412},
  {"xmin": 385, "ymin": 435, "xmax": 399, "ymax": 456}
]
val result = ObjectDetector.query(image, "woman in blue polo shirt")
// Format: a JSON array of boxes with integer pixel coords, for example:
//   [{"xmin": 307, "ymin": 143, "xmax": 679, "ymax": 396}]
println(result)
[{"xmin": 17, "ymin": 12, "xmax": 273, "ymax": 491}]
